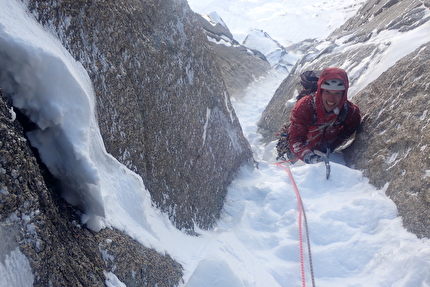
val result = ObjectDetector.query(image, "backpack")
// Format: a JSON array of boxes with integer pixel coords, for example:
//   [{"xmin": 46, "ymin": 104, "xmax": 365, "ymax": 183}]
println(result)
[
  {"xmin": 296, "ymin": 70, "xmax": 321, "ymax": 102},
  {"xmin": 275, "ymin": 70, "xmax": 347, "ymax": 160}
]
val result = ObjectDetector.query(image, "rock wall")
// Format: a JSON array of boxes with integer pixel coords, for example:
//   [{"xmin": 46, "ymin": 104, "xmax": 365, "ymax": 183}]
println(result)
[
  {"xmin": 1, "ymin": 0, "xmax": 261, "ymax": 284},
  {"xmin": 24, "ymin": 0, "xmax": 253, "ymax": 231},
  {"xmin": 344, "ymin": 43, "xmax": 430, "ymax": 238},
  {"xmin": 0, "ymin": 90, "xmax": 182, "ymax": 286},
  {"xmin": 258, "ymin": 0, "xmax": 430, "ymax": 238}
]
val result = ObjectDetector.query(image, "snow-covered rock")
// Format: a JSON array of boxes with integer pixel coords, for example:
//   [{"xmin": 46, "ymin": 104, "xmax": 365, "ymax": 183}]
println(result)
[
  {"xmin": 343, "ymin": 42, "xmax": 430, "ymax": 238},
  {"xmin": 0, "ymin": 0, "xmax": 254, "ymax": 284},
  {"xmin": 195, "ymin": 12, "xmax": 271, "ymax": 97},
  {"xmin": 0, "ymin": 90, "xmax": 182, "ymax": 286},
  {"xmin": 9, "ymin": 0, "xmax": 253, "ymax": 232}
]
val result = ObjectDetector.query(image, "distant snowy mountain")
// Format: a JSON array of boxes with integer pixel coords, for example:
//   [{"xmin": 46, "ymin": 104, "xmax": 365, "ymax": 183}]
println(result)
[
  {"xmin": 187, "ymin": 0, "xmax": 365, "ymax": 45},
  {"xmin": 189, "ymin": 0, "xmax": 364, "ymax": 71},
  {"xmin": 242, "ymin": 28, "xmax": 298, "ymax": 70},
  {"xmin": 196, "ymin": 11, "xmax": 297, "ymax": 71},
  {"xmin": 194, "ymin": 11, "xmax": 272, "ymax": 95}
]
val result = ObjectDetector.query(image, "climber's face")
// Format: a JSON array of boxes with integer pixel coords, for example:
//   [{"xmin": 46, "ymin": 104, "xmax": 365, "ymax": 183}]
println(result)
[{"xmin": 321, "ymin": 89, "xmax": 344, "ymax": 113}]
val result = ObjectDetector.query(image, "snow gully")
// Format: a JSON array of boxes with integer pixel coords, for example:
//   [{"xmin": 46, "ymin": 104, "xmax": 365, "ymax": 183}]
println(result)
[{"xmin": 273, "ymin": 161, "xmax": 316, "ymax": 287}]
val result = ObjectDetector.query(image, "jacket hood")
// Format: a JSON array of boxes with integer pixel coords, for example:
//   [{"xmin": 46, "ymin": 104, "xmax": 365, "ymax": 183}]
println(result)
[{"xmin": 315, "ymin": 67, "xmax": 349, "ymax": 122}]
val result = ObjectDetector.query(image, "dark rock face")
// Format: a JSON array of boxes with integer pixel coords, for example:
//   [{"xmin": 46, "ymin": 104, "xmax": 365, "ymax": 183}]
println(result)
[
  {"xmin": 209, "ymin": 42, "xmax": 271, "ymax": 98},
  {"xmin": 0, "ymin": 90, "xmax": 182, "ymax": 286},
  {"xmin": 258, "ymin": 0, "xmax": 430, "ymax": 238},
  {"xmin": 344, "ymin": 43, "xmax": 430, "ymax": 238},
  {"xmin": 1, "ymin": 0, "xmax": 260, "ymax": 284},
  {"xmin": 24, "ymin": 0, "xmax": 253, "ymax": 231}
]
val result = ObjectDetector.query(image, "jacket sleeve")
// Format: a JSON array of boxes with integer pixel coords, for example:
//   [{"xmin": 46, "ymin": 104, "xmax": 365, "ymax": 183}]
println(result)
[
  {"xmin": 330, "ymin": 102, "xmax": 361, "ymax": 150},
  {"xmin": 288, "ymin": 96, "xmax": 315, "ymax": 160}
]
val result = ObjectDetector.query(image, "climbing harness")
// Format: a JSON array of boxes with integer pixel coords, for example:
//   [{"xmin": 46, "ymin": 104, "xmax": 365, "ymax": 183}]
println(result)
[{"xmin": 274, "ymin": 160, "xmax": 316, "ymax": 287}]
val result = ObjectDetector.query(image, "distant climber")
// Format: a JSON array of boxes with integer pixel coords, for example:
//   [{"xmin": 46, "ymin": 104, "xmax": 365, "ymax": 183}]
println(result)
[{"xmin": 276, "ymin": 67, "xmax": 361, "ymax": 164}]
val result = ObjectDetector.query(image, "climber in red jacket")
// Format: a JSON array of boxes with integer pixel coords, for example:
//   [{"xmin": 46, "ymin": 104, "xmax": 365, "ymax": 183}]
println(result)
[{"xmin": 287, "ymin": 67, "xmax": 361, "ymax": 164}]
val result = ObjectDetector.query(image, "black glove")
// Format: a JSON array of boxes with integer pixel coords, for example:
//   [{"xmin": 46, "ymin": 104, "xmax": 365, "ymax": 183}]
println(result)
[{"xmin": 303, "ymin": 152, "xmax": 321, "ymax": 164}]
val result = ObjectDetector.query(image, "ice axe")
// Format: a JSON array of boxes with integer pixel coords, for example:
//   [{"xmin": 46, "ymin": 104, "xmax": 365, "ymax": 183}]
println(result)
[{"xmin": 315, "ymin": 148, "xmax": 330, "ymax": 179}]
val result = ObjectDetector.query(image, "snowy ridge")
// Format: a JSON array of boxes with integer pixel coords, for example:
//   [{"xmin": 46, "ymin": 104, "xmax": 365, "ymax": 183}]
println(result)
[{"xmin": 332, "ymin": 15, "xmax": 430, "ymax": 97}]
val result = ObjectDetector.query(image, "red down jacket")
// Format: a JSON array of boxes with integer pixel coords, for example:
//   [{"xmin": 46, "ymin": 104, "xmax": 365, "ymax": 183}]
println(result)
[{"xmin": 288, "ymin": 67, "xmax": 361, "ymax": 160}]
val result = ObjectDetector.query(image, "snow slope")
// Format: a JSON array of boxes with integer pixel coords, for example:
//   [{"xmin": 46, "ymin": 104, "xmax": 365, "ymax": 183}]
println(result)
[{"xmin": 1, "ymin": 1, "xmax": 429, "ymax": 286}]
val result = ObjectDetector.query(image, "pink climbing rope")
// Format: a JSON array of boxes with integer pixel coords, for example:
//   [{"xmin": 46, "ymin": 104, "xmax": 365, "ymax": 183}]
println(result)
[{"xmin": 274, "ymin": 161, "xmax": 316, "ymax": 287}]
